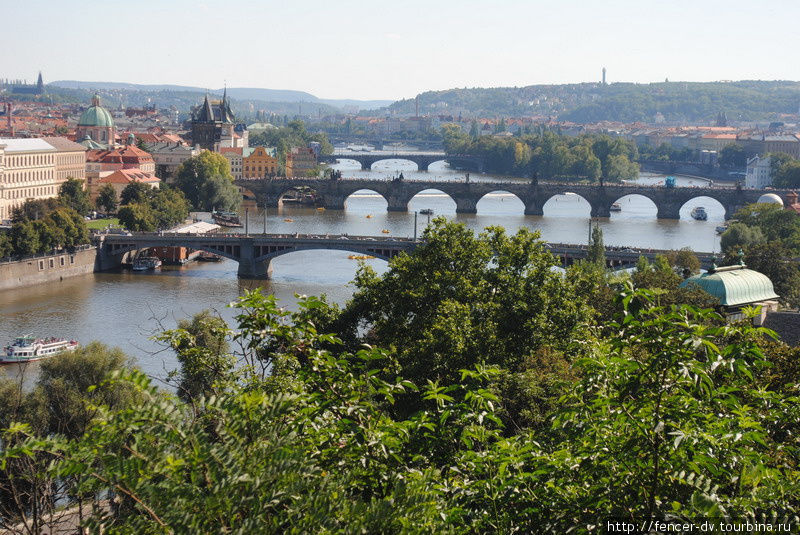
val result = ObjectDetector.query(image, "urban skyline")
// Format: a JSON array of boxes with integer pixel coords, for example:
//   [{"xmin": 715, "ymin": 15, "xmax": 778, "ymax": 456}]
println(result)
[{"xmin": 3, "ymin": 0, "xmax": 800, "ymax": 101}]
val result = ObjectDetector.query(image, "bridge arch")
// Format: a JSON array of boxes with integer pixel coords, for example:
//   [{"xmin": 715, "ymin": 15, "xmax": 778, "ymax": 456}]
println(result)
[
  {"xmin": 542, "ymin": 192, "xmax": 592, "ymax": 217},
  {"xmin": 276, "ymin": 185, "xmax": 325, "ymax": 207},
  {"xmin": 610, "ymin": 194, "xmax": 658, "ymax": 219},
  {"xmin": 369, "ymin": 158, "xmax": 421, "ymax": 172},
  {"xmin": 476, "ymin": 190, "xmax": 525, "ymax": 215},
  {"xmin": 344, "ymin": 189, "xmax": 388, "ymax": 212},
  {"xmin": 679, "ymin": 196, "xmax": 726, "ymax": 221},
  {"xmin": 407, "ymin": 187, "xmax": 457, "ymax": 213},
  {"xmin": 104, "ymin": 242, "xmax": 242, "ymax": 264}
]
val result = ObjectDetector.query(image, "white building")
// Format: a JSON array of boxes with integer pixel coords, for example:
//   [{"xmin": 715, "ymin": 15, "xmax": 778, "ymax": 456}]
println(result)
[{"xmin": 746, "ymin": 155, "xmax": 772, "ymax": 189}]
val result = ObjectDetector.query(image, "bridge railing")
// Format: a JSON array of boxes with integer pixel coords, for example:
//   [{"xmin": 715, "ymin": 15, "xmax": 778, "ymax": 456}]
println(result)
[{"xmin": 103, "ymin": 232, "xmax": 419, "ymax": 243}]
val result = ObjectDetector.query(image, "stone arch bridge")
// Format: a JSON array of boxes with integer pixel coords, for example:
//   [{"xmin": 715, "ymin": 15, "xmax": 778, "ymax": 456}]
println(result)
[
  {"xmin": 100, "ymin": 232, "xmax": 719, "ymax": 279},
  {"xmin": 101, "ymin": 233, "xmax": 416, "ymax": 278},
  {"xmin": 320, "ymin": 151, "xmax": 485, "ymax": 172},
  {"xmin": 238, "ymin": 178, "xmax": 785, "ymax": 219}
]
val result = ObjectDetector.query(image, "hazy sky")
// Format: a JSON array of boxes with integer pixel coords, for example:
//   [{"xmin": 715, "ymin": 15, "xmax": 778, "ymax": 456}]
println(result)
[{"xmin": 3, "ymin": 0, "xmax": 799, "ymax": 101}]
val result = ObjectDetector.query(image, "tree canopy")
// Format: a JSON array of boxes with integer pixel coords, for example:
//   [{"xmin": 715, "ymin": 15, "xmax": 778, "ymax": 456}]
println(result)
[{"xmin": 174, "ymin": 151, "xmax": 240, "ymax": 212}]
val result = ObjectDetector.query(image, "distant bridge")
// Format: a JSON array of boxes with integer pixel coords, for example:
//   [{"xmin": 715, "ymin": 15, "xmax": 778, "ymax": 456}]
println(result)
[
  {"xmin": 100, "ymin": 232, "xmax": 717, "ymax": 279},
  {"xmin": 320, "ymin": 151, "xmax": 485, "ymax": 172},
  {"xmin": 237, "ymin": 177, "xmax": 787, "ymax": 219}
]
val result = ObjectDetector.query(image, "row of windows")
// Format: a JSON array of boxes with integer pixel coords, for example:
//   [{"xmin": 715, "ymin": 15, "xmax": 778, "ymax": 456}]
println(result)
[
  {"xmin": 2, "ymin": 169, "xmax": 54, "ymax": 183},
  {"xmin": 5, "ymin": 185, "xmax": 57, "ymax": 199},
  {"xmin": 5, "ymin": 154, "xmax": 54, "ymax": 167}
]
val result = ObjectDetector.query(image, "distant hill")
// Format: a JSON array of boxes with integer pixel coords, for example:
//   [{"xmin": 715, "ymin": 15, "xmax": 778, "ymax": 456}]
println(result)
[
  {"xmin": 384, "ymin": 81, "xmax": 800, "ymax": 123},
  {"xmin": 49, "ymin": 81, "xmax": 392, "ymax": 110}
]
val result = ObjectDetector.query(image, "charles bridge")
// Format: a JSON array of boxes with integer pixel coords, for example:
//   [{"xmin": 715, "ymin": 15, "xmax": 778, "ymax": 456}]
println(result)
[
  {"xmin": 237, "ymin": 177, "xmax": 787, "ymax": 219},
  {"xmin": 100, "ymin": 232, "xmax": 718, "ymax": 279}
]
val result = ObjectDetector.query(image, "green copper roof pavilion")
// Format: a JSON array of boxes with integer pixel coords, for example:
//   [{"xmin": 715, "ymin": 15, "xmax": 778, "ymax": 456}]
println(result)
[
  {"xmin": 77, "ymin": 94, "xmax": 114, "ymax": 128},
  {"xmin": 680, "ymin": 263, "xmax": 779, "ymax": 307}
]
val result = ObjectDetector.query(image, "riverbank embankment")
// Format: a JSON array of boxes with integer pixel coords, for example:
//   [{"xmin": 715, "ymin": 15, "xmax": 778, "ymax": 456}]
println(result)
[{"xmin": 0, "ymin": 246, "xmax": 98, "ymax": 291}]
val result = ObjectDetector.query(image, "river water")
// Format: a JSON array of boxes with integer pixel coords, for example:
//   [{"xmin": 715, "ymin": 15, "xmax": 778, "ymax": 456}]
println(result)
[{"xmin": 0, "ymin": 158, "xmax": 727, "ymax": 383}]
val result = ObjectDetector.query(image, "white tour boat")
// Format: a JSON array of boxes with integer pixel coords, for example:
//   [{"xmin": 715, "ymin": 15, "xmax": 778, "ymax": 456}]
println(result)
[
  {"xmin": 690, "ymin": 206, "xmax": 708, "ymax": 221},
  {"xmin": 2, "ymin": 336, "xmax": 79, "ymax": 364}
]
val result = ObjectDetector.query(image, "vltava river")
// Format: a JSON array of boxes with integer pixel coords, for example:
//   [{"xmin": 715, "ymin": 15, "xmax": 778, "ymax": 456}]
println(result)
[{"xmin": 1, "ymin": 159, "xmax": 727, "ymax": 382}]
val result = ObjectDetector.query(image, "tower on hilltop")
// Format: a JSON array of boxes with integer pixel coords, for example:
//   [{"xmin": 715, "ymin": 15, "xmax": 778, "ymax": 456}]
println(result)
[{"xmin": 602, "ymin": 67, "xmax": 607, "ymax": 85}]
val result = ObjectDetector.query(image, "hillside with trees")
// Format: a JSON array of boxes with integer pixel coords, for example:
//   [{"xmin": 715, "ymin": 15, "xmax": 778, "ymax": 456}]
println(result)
[{"xmin": 386, "ymin": 81, "xmax": 800, "ymax": 123}]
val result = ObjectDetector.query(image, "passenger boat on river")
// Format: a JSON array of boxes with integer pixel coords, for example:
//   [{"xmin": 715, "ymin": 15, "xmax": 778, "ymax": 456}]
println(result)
[{"xmin": 2, "ymin": 336, "xmax": 79, "ymax": 364}]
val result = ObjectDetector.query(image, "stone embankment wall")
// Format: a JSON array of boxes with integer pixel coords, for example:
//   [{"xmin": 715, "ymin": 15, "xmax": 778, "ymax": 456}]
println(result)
[{"xmin": 0, "ymin": 247, "xmax": 98, "ymax": 291}]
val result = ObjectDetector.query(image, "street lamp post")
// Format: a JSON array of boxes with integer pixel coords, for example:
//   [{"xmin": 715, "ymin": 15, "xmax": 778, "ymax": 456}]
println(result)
[{"xmin": 413, "ymin": 211, "xmax": 418, "ymax": 242}]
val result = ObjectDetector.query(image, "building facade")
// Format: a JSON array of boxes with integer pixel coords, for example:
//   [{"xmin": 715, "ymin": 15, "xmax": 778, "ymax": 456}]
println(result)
[
  {"xmin": 745, "ymin": 155, "xmax": 772, "ymax": 189},
  {"xmin": 0, "ymin": 138, "xmax": 57, "ymax": 222},
  {"xmin": 146, "ymin": 142, "xmax": 200, "ymax": 181},
  {"xmin": 243, "ymin": 146, "xmax": 278, "ymax": 178},
  {"xmin": 285, "ymin": 146, "xmax": 317, "ymax": 178},
  {"xmin": 41, "ymin": 137, "xmax": 87, "ymax": 184},
  {"xmin": 85, "ymin": 145, "xmax": 155, "ymax": 192}
]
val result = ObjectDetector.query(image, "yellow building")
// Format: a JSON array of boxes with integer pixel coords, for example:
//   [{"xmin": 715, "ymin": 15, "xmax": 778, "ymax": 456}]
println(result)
[{"xmin": 242, "ymin": 146, "xmax": 278, "ymax": 178}]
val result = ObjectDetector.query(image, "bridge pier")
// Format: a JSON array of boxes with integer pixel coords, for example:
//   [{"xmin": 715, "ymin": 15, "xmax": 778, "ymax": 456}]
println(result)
[
  {"xmin": 236, "ymin": 239, "xmax": 269, "ymax": 278},
  {"xmin": 455, "ymin": 197, "xmax": 478, "ymax": 214},
  {"xmin": 524, "ymin": 201, "xmax": 544, "ymax": 216},
  {"xmin": 591, "ymin": 204, "xmax": 611, "ymax": 218},
  {"xmin": 656, "ymin": 203, "xmax": 682, "ymax": 220}
]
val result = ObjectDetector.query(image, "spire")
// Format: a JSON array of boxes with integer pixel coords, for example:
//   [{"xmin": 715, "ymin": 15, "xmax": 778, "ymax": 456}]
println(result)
[
  {"xmin": 221, "ymin": 83, "xmax": 234, "ymax": 123},
  {"xmin": 36, "ymin": 71, "xmax": 43, "ymax": 90},
  {"xmin": 199, "ymin": 93, "xmax": 214, "ymax": 122}
]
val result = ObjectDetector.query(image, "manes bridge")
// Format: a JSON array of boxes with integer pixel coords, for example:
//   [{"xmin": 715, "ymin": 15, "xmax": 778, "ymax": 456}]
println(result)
[
  {"xmin": 319, "ymin": 151, "xmax": 485, "ymax": 172},
  {"xmin": 237, "ymin": 177, "xmax": 786, "ymax": 219},
  {"xmin": 100, "ymin": 232, "xmax": 717, "ymax": 279}
]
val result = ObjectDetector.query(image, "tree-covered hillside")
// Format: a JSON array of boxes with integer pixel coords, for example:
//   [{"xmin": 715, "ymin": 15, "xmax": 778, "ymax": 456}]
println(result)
[{"xmin": 386, "ymin": 81, "xmax": 800, "ymax": 123}]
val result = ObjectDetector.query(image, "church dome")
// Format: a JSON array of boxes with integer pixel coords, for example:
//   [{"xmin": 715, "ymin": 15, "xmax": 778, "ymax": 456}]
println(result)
[
  {"xmin": 78, "ymin": 94, "xmax": 114, "ymax": 128},
  {"xmin": 757, "ymin": 193, "xmax": 783, "ymax": 205},
  {"xmin": 680, "ymin": 264, "xmax": 779, "ymax": 307}
]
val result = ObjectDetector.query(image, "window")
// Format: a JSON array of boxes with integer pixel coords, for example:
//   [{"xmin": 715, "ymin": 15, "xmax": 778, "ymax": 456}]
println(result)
[
  {"xmin": 39, "ymin": 260, "xmax": 44, "ymax": 270},
  {"xmin": 60, "ymin": 256, "xmax": 65, "ymax": 266},
  {"xmin": 49, "ymin": 259, "xmax": 54, "ymax": 268},
  {"xmin": 70, "ymin": 255, "xmax": 75, "ymax": 264}
]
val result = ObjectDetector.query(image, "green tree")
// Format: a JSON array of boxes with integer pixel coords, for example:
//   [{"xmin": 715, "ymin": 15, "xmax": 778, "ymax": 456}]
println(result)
[
  {"xmin": 0, "ymin": 232, "xmax": 11, "ymax": 259},
  {"xmin": 719, "ymin": 143, "xmax": 746, "ymax": 167},
  {"xmin": 174, "ymin": 150, "xmax": 238, "ymax": 211},
  {"xmin": 336, "ymin": 219, "xmax": 589, "ymax": 386},
  {"xmin": 58, "ymin": 178, "xmax": 92, "ymax": 215},
  {"xmin": 117, "ymin": 203, "xmax": 157, "ymax": 231},
  {"xmin": 587, "ymin": 223, "xmax": 605, "ymax": 266},
  {"xmin": 720, "ymin": 222, "xmax": 765, "ymax": 252},
  {"xmin": 120, "ymin": 181, "xmax": 153, "ymax": 206},
  {"xmin": 159, "ymin": 310, "xmax": 234, "ymax": 403},
  {"xmin": 95, "ymin": 184, "xmax": 118, "ymax": 213},
  {"xmin": 8, "ymin": 221, "xmax": 40, "ymax": 256},
  {"xmin": 149, "ymin": 187, "xmax": 189, "ymax": 230}
]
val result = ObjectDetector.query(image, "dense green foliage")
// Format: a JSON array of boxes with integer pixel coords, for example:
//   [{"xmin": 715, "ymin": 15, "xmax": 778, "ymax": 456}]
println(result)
[
  {"xmin": 443, "ymin": 127, "xmax": 638, "ymax": 181},
  {"xmin": 116, "ymin": 186, "xmax": 189, "ymax": 232},
  {"xmin": 386, "ymin": 81, "xmax": 800, "ymax": 122},
  {"xmin": 770, "ymin": 152, "xmax": 800, "ymax": 188},
  {"xmin": 2, "ymin": 221, "xmax": 799, "ymax": 532},
  {"xmin": 95, "ymin": 184, "xmax": 119, "ymax": 214},
  {"xmin": 0, "ymin": 198, "xmax": 89, "ymax": 258},
  {"xmin": 58, "ymin": 178, "xmax": 92, "ymax": 216},
  {"xmin": 174, "ymin": 151, "xmax": 240, "ymax": 212}
]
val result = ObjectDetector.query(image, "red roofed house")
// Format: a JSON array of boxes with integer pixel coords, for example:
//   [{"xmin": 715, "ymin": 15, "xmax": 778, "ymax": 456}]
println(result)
[
  {"xmin": 92, "ymin": 168, "xmax": 160, "ymax": 200},
  {"xmin": 85, "ymin": 143, "xmax": 155, "ymax": 192}
]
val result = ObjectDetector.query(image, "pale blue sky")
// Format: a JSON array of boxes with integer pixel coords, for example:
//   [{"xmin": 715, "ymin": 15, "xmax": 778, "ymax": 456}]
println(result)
[{"xmin": 2, "ymin": 0, "xmax": 799, "ymax": 100}]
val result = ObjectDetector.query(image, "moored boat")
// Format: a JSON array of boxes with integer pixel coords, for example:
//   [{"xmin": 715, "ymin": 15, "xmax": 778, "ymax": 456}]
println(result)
[
  {"xmin": 690, "ymin": 206, "xmax": 708, "ymax": 221},
  {"xmin": 132, "ymin": 256, "xmax": 162, "ymax": 271},
  {"xmin": 2, "ymin": 336, "xmax": 79, "ymax": 364},
  {"xmin": 610, "ymin": 203, "xmax": 622, "ymax": 212},
  {"xmin": 212, "ymin": 211, "xmax": 242, "ymax": 228},
  {"xmin": 419, "ymin": 208, "xmax": 434, "ymax": 215}
]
